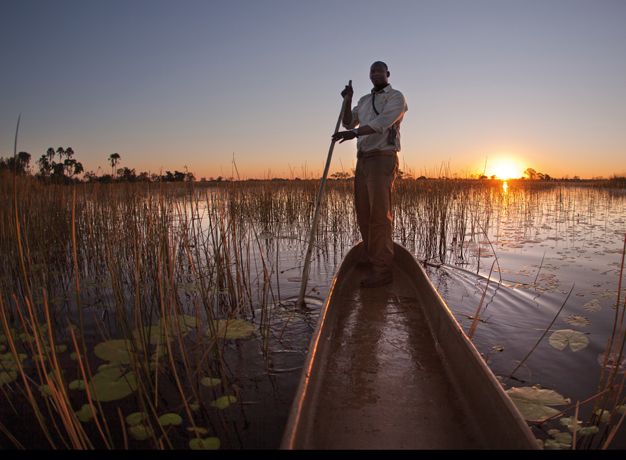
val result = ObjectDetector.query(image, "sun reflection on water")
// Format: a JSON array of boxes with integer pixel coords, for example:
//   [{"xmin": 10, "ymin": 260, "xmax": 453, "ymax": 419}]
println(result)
[{"xmin": 502, "ymin": 180, "xmax": 509, "ymax": 193}]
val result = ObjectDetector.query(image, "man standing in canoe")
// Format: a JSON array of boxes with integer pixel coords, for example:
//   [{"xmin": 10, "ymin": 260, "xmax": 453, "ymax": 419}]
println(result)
[{"xmin": 332, "ymin": 61, "xmax": 408, "ymax": 288}]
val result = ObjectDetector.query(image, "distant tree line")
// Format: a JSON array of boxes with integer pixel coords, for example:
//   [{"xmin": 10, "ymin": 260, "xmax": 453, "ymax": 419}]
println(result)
[{"xmin": 0, "ymin": 148, "xmax": 194, "ymax": 183}]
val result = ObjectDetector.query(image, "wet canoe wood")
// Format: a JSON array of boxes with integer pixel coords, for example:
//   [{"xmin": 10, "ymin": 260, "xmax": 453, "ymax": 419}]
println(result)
[{"xmin": 281, "ymin": 242, "xmax": 538, "ymax": 449}]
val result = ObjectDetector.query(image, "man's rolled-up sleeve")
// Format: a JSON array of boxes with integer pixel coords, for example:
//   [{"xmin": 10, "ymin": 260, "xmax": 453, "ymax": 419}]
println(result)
[
  {"xmin": 367, "ymin": 92, "xmax": 407, "ymax": 133},
  {"xmin": 342, "ymin": 105, "xmax": 360, "ymax": 130}
]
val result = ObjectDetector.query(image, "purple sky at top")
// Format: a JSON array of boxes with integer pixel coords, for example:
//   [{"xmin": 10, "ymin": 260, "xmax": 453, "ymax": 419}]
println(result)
[{"xmin": 1, "ymin": 0, "xmax": 625, "ymax": 178}]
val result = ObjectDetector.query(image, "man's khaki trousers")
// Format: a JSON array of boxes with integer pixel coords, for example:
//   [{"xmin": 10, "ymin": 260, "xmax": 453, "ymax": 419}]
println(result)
[{"xmin": 354, "ymin": 152, "xmax": 398, "ymax": 275}]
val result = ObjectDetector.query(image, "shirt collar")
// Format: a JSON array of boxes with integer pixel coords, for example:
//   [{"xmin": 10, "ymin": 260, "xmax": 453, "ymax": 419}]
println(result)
[{"xmin": 371, "ymin": 84, "xmax": 392, "ymax": 94}]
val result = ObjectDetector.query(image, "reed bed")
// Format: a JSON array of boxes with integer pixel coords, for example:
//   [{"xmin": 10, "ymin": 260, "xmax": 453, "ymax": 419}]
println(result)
[{"xmin": 0, "ymin": 173, "xmax": 625, "ymax": 448}]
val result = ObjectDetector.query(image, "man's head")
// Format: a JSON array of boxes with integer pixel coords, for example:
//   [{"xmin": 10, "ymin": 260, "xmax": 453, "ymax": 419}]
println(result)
[{"xmin": 370, "ymin": 61, "xmax": 390, "ymax": 88}]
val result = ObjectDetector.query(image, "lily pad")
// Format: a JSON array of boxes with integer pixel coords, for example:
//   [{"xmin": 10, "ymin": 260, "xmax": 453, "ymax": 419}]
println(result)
[
  {"xmin": 189, "ymin": 437, "xmax": 220, "ymax": 450},
  {"xmin": 578, "ymin": 426, "xmax": 599, "ymax": 436},
  {"xmin": 200, "ymin": 377, "xmax": 221, "ymax": 388},
  {"xmin": 75, "ymin": 404, "xmax": 96, "ymax": 423},
  {"xmin": 583, "ymin": 299, "xmax": 601, "ymax": 312},
  {"xmin": 544, "ymin": 430, "xmax": 572, "ymax": 450},
  {"xmin": 129, "ymin": 424, "xmax": 153, "ymax": 441},
  {"xmin": 0, "ymin": 352, "xmax": 27, "ymax": 370},
  {"xmin": 506, "ymin": 386, "xmax": 570, "ymax": 422},
  {"xmin": 0, "ymin": 370, "xmax": 17, "ymax": 386},
  {"xmin": 97, "ymin": 363, "xmax": 126, "ymax": 379},
  {"xmin": 559, "ymin": 416, "xmax": 582, "ymax": 432},
  {"xmin": 548, "ymin": 329, "xmax": 589, "ymax": 352},
  {"xmin": 126, "ymin": 412, "xmax": 148, "ymax": 426},
  {"xmin": 88, "ymin": 370, "xmax": 137, "ymax": 402},
  {"xmin": 69, "ymin": 379, "xmax": 86, "ymax": 391},
  {"xmin": 565, "ymin": 315, "xmax": 591, "ymax": 327},
  {"xmin": 208, "ymin": 320, "xmax": 255, "ymax": 340},
  {"xmin": 210, "ymin": 395, "xmax": 237, "ymax": 410},
  {"xmin": 40, "ymin": 384, "xmax": 53, "ymax": 397},
  {"xmin": 190, "ymin": 402, "xmax": 201, "ymax": 412},
  {"xmin": 94, "ymin": 339, "xmax": 134, "ymax": 364},
  {"xmin": 158, "ymin": 413, "xmax": 182, "ymax": 427},
  {"xmin": 595, "ymin": 409, "xmax": 611, "ymax": 423}
]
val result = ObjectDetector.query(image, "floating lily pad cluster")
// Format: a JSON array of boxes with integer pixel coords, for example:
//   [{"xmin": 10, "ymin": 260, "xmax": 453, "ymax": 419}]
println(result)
[
  {"xmin": 85, "ymin": 340, "xmax": 139, "ymax": 402},
  {"xmin": 123, "ymin": 409, "xmax": 220, "ymax": 448},
  {"xmin": 0, "ymin": 352, "xmax": 27, "ymax": 387}
]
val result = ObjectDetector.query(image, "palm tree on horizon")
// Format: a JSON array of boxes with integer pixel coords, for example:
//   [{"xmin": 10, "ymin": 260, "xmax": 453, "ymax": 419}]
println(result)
[{"xmin": 108, "ymin": 153, "xmax": 121, "ymax": 177}]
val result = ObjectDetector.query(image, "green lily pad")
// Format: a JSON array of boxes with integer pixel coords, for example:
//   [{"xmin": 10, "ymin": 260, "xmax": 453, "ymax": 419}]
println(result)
[
  {"xmin": 190, "ymin": 402, "xmax": 200, "ymax": 412},
  {"xmin": 18, "ymin": 332, "xmax": 34, "ymax": 343},
  {"xmin": 69, "ymin": 379, "xmax": 86, "ymax": 390},
  {"xmin": 40, "ymin": 384, "xmax": 53, "ymax": 397},
  {"xmin": 200, "ymin": 377, "xmax": 221, "ymax": 388},
  {"xmin": 617, "ymin": 405, "xmax": 626, "ymax": 414},
  {"xmin": 70, "ymin": 352, "xmax": 78, "ymax": 361},
  {"xmin": 595, "ymin": 409, "xmax": 611, "ymax": 423},
  {"xmin": 544, "ymin": 430, "xmax": 572, "ymax": 450},
  {"xmin": 565, "ymin": 315, "xmax": 591, "ymax": 327},
  {"xmin": 96, "ymin": 363, "xmax": 125, "ymax": 379},
  {"xmin": 0, "ymin": 352, "xmax": 27, "ymax": 370},
  {"xmin": 129, "ymin": 424, "xmax": 153, "ymax": 441},
  {"xmin": 578, "ymin": 426, "xmax": 599, "ymax": 436},
  {"xmin": 94, "ymin": 339, "xmax": 134, "ymax": 364},
  {"xmin": 189, "ymin": 437, "xmax": 220, "ymax": 450},
  {"xmin": 132, "ymin": 325, "xmax": 169, "ymax": 347},
  {"xmin": 583, "ymin": 299, "xmax": 601, "ymax": 312},
  {"xmin": 210, "ymin": 395, "xmax": 237, "ymax": 410},
  {"xmin": 88, "ymin": 370, "xmax": 137, "ymax": 402},
  {"xmin": 126, "ymin": 412, "xmax": 148, "ymax": 426},
  {"xmin": 507, "ymin": 386, "xmax": 570, "ymax": 422},
  {"xmin": 158, "ymin": 413, "xmax": 182, "ymax": 427},
  {"xmin": 0, "ymin": 370, "xmax": 17, "ymax": 386},
  {"xmin": 208, "ymin": 319, "xmax": 255, "ymax": 340},
  {"xmin": 548, "ymin": 329, "xmax": 589, "ymax": 352},
  {"xmin": 75, "ymin": 404, "xmax": 96, "ymax": 422},
  {"xmin": 560, "ymin": 416, "xmax": 582, "ymax": 432}
]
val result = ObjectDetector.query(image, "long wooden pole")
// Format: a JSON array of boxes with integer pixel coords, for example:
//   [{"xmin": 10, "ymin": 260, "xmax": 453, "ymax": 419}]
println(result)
[{"xmin": 296, "ymin": 81, "xmax": 351, "ymax": 308}]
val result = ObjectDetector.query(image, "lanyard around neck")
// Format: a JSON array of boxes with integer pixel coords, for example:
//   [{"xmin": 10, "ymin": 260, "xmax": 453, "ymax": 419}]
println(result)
[{"xmin": 371, "ymin": 91, "xmax": 380, "ymax": 115}]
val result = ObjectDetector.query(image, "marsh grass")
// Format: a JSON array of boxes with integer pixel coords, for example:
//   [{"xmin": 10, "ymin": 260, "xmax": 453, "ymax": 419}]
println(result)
[{"xmin": 1, "ymin": 173, "xmax": 625, "ymax": 448}]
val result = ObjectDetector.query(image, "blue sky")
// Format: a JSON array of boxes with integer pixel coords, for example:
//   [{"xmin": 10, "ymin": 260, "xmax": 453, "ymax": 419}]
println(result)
[{"xmin": 1, "ymin": 0, "xmax": 625, "ymax": 178}]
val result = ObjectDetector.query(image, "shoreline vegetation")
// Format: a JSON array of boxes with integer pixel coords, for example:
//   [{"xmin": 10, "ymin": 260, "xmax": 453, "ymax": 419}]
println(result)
[
  {"xmin": 1, "ymin": 157, "xmax": 625, "ymax": 449},
  {"xmin": 0, "ymin": 148, "xmax": 624, "ymax": 186}
]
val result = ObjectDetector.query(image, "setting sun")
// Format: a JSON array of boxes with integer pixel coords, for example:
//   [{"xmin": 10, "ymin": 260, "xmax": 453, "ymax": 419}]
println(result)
[{"xmin": 486, "ymin": 158, "xmax": 526, "ymax": 180}]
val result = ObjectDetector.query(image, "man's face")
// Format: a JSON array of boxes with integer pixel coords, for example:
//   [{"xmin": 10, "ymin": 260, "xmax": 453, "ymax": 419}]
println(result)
[{"xmin": 370, "ymin": 63, "xmax": 389, "ymax": 87}]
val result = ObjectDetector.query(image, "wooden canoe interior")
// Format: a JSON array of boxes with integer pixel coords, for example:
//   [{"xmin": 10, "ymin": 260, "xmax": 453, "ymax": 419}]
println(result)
[{"xmin": 281, "ymin": 243, "xmax": 538, "ymax": 449}]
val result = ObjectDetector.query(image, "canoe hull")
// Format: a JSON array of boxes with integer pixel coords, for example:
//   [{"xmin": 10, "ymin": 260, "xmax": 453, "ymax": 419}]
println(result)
[{"xmin": 281, "ymin": 242, "xmax": 538, "ymax": 449}]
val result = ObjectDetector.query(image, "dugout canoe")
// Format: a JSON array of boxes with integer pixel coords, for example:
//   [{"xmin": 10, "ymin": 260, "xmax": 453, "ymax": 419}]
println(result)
[{"xmin": 281, "ymin": 242, "xmax": 538, "ymax": 449}]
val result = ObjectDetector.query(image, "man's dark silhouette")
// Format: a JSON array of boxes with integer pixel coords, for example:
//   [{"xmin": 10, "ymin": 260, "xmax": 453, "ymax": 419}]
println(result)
[{"xmin": 333, "ymin": 61, "xmax": 408, "ymax": 288}]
